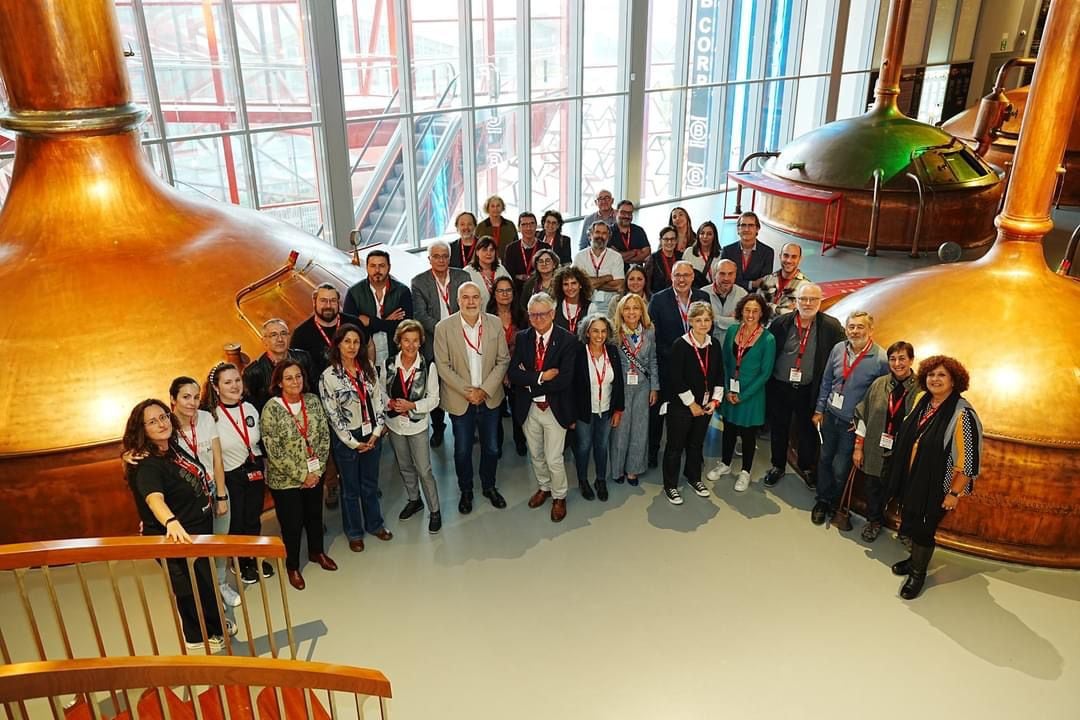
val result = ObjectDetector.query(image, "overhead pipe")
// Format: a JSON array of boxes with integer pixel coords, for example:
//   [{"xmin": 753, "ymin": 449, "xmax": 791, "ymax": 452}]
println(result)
[{"xmin": 972, "ymin": 57, "xmax": 1038, "ymax": 155}]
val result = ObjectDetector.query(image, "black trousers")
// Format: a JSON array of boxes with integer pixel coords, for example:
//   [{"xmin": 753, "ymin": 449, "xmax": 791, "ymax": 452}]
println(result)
[
  {"xmin": 270, "ymin": 481, "xmax": 325, "ymax": 571},
  {"xmin": 226, "ymin": 466, "xmax": 266, "ymax": 570},
  {"xmin": 431, "ymin": 406, "xmax": 446, "ymax": 432},
  {"xmin": 766, "ymin": 378, "xmax": 819, "ymax": 472},
  {"xmin": 497, "ymin": 387, "xmax": 527, "ymax": 450},
  {"xmin": 863, "ymin": 456, "xmax": 893, "ymax": 523},
  {"xmin": 722, "ymin": 421, "xmax": 757, "ymax": 472},
  {"xmin": 663, "ymin": 410, "xmax": 710, "ymax": 490},
  {"xmin": 162, "ymin": 516, "xmax": 223, "ymax": 643}
]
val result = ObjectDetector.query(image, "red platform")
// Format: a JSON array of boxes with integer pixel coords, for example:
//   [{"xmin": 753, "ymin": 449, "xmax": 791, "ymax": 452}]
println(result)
[{"xmin": 724, "ymin": 170, "xmax": 844, "ymax": 255}]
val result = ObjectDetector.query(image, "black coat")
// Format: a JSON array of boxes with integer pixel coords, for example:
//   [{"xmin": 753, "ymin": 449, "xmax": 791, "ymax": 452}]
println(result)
[
  {"xmin": 769, "ymin": 311, "xmax": 845, "ymax": 401},
  {"xmin": 664, "ymin": 335, "xmax": 725, "ymax": 412},
  {"xmin": 573, "ymin": 343, "xmax": 625, "ymax": 422},
  {"xmin": 721, "ymin": 241, "xmax": 775, "ymax": 290},
  {"xmin": 507, "ymin": 325, "xmax": 578, "ymax": 429},
  {"xmin": 647, "ymin": 287, "xmax": 709, "ymax": 379},
  {"xmin": 242, "ymin": 348, "xmax": 314, "ymax": 412}
]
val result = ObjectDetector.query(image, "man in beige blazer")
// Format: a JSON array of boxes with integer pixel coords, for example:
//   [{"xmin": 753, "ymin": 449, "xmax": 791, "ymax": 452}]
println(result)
[{"xmin": 433, "ymin": 281, "xmax": 511, "ymax": 514}]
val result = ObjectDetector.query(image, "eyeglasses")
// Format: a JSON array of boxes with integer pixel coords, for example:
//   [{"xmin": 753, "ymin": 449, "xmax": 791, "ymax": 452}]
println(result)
[
  {"xmin": 495, "ymin": 288, "xmax": 514, "ymax": 294},
  {"xmin": 264, "ymin": 331, "xmax": 289, "ymax": 339},
  {"xmin": 796, "ymin": 296, "xmax": 822, "ymax": 303},
  {"xmin": 536, "ymin": 257, "xmax": 555, "ymax": 264},
  {"xmin": 661, "ymin": 235, "xmax": 677, "ymax": 242},
  {"xmin": 144, "ymin": 413, "xmax": 171, "ymax": 428},
  {"xmin": 528, "ymin": 310, "xmax": 554, "ymax": 319}
]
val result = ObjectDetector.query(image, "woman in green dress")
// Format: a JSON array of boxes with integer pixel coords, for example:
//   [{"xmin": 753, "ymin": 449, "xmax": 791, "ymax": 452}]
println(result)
[{"xmin": 708, "ymin": 294, "xmax": 776, "ymax": 492}]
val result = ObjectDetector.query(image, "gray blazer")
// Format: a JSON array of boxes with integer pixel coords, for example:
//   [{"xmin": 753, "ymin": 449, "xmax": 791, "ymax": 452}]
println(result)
[
  {"xmin": 433, "ymin": 312, "xmax": 510, "ymax": 416},
  {"xmin": 411, "ymin": 268, "xmax": 471, "ymax": 360}
]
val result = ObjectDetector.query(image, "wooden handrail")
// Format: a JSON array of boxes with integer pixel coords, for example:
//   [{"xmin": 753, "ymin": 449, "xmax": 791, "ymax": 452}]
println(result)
[
  {"xmin": 0, "ymin": 535, "xmax": 285, "ymax": 571},
  {"xmin": 0, "ymin": 656, "xmax": 392, "ymax": 701}
]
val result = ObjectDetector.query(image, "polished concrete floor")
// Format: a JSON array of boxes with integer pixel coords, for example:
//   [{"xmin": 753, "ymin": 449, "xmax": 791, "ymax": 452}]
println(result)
[{"xmin": 276, "ymin": 198, "xmax": 1080, "ymax": 720}]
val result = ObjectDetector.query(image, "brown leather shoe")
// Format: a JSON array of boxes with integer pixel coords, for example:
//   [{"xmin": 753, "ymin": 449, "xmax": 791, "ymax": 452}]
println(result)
[
  {"xmin": 528, "ymin": 489, "xmax": 552, "ymax": 508},
  {"xmin": 372, "ymin": 528, "xmax": 393, "ymax": 541},
  {"xmin": 287, "ymin": 569, "xmax": 305, "ymax": 590},
  {"xmin": 308, "ymin": 553, "xmax": 338, "ymax": 571},
  {"xmin": 550, "ymin": 498, "xmax": 567, "ymax": 522},
  {"xmin": 349, "ymin": 538, "xmax": 365, "ymax": 552}
]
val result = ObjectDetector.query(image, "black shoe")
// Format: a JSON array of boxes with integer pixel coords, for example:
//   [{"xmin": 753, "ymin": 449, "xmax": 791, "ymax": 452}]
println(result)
[
  {"xmin": 891, "ymin": 557, "xmax": 912, "ymax": 576},
  {"xmin": 515, "ymin": 441, "xmax": 527, "ymax": 457},
  {"xmin": 241, "ymin": 563, "xmax": 258, "ymax": 585},
  {"xmin": 900, "ymin": 571, "xmax": 926, "ymax": 599},
  {"xmin": 399, "ymin": 499, "xmax": 424, "ymax": 520},
  {"xmin": 458, "ymin": 494, "xmax": 474, "ymax": 514},
  {"xmin": 430, "ymin": 430, "xmax": 444, "ymax": 448},
  {"xmin": 762, "ymin": 466, "xmax": 784, "ymax": 487},
  {"xmin": 428, "ymin": 512, "xmax": 442, "ymax": 534},
  {"xmin": 596, "ymin": 479, "xmax": 608, "ymax": 502},
  {"xmin": 261, "ymin": 560, "xmax": 275, "ymax": 578},
  {"xmin": 802, "ymin": 469, "xmax": 817, "ymax": 490},
  {"xmin": 483, "ymin": 489, "xmax": 507, "ymax": 509},
  {"xmin": 811, "ymin": 501, "xmax": 829, "ymax": 525},
  {"xmin": 613, "ymin": 475, "xmax": 625, "ymax": 484},
  {"xmin": 579, "ymin": 480, "xmax": 595, "ymax": 501},
  {"xmin": 627, "ymin": 476, "xmax": 639, "ymax": 487}
]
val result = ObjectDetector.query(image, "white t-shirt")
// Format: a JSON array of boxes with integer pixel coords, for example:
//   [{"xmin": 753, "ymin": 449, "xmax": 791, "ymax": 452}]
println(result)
[
  {"xmin": 462, "ymin": 317, "xmax": 485, "ymax": 387},
  {"xmin": 213, "ymin": 402, "xmax": 263, "ymax": 471},
  {"xmin": 175, "ymin": 409, "xmax": 219, "ymax": 477},
  {"xmin": 585, "ymin": 347, "xmax": 614, "ymax": 414}
]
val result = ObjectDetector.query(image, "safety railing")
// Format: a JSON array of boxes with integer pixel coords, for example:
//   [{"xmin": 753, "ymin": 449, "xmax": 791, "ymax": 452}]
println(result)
[{"xmin": 0, "ymin": 655, "xmax": 391, "ymax": 720}]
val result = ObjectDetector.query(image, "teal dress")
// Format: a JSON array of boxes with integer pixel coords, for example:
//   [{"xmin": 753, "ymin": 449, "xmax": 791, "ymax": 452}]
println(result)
[{"xmin": 721, "ymin": 324, "xmax": 776, "ymax": 427}]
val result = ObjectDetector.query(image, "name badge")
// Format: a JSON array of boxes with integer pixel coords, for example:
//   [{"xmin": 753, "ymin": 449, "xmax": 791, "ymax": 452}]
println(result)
[
  {"xmin": 829, "ymin": 392, "xmax": 844, "ymax": 409},
  {"xmin": 729, "ymin": 379, "xmax": 740, "ymax": 394},
  {"xmin": 789, "ymin": 368, "xmax": 803, "ymax": 383},
  {"xmin": 362, "ymin": 421, "xmax": 373, "ymax": 437},
  {"xmin": 627, "ymin": 371, "xmax": 639, "ymax": 386},
  {"xmin": 246, "ymin": 469, "xmax": 264, "ymax": 482},
  {"xmin": 879, "ymin": 433, "xmax": 894, "ymax": 450},
  {"xmin": 306, "ymin": 456, "xmax": 321, "ymax": 474},
  {"xmin": 659, "ymin": 402, "xmax": 669, "ymax": 416}
]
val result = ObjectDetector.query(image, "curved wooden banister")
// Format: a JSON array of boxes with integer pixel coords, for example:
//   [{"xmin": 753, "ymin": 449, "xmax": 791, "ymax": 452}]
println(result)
[
  {"xmin": 0, "ymin": 535, "xmax": 285, "ymax": 571},
  {"xmin": 0, "ymin": 656, "xmax": 392, "ymax": 702}
]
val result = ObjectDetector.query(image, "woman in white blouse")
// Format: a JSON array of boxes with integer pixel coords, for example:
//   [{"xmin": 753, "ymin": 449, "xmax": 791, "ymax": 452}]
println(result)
[
  {"xmin": 466, "ymin": 236, "xmax": 512, "ymax": 307},
  {"xmin": 319, "ymin": 324, "xmax": 392, "ymax": 553},
  {"xmin": 570, "ymin": 314, "xmax": 625, "ymax": 502},
  {"xmin": 380, "ymin": 320, "xmax": 443, "ymax": 534}
]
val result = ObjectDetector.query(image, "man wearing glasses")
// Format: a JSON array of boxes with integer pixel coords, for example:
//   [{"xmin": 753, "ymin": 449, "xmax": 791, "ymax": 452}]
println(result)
[
  {"xmin": 578, "ymin": 189, "xmax": 617, "ymax": 249},
  {"xmin": 243, "ymin": 318, "xmax": 316, "ymax": 412},
  {"xmin": 412, "ymin": 241, "xmax": 471, "ymax": 447},
  {"xmin": 647, "ymin": 261, "xmax": 709, "ymax": 467},
  {"xmin": 608, "ymin": 200, "xmax": 651, "ymax": 265},
  {"xmin": 761, "ymin": 283, "xmax": 844, "ymax": 490},
  {"xmin": 508, "ymin": 293, "xmax": 578, "ymax": 522},
  {"xmin": 502, "ymin": 212, "xmax": 544, "ymax": 288},
  {"xmin": 721, "ymin": 211, "xmax": 775, "ymax": 291}
]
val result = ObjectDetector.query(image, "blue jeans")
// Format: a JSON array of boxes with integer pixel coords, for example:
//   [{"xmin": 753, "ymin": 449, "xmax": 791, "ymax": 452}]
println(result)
[
  {"xmin": 816, "ymin": 412, "xmax": 856, "ymax": 507},
  {"xmin": 331, "ymin": 434, "xmax": 385, "ymax": 541},
  {"xmin": 573, "ymin": 411, "xmax": 612, "ymax": 484},
  {"xmin": 450, "ymin": 403, "xmax": 500, "ymax": 495}
]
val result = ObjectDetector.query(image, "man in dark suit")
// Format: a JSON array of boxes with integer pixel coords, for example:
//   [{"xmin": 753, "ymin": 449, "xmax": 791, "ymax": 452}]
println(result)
[
  {"xmin": 242, "ymin": 317, "xmax": 315, "ymax": 413},
  {"xmin": 291, "ymin": 282, "xmax": 362, "ymax": 380},
  {"xmin": 720, "ymin": 211, "xmax": 775, "ymax": 291},
  {"xmin": 646, "ymin": 260, "xmax": 708, "ymax": 466},
  {"xmin": 508, "ymin": 291, "xmax": 578, "ymax": 522},
  {"xmin": 761, "ymin": 282, "xmax": 845, "ymax": 490},
  {"xmin": 411, "ymin": 240, "xmax": 470, "ymax": 447},
  {"xmin": 343, "ymin": 249, "xmax": 413, "ymax": 368}
]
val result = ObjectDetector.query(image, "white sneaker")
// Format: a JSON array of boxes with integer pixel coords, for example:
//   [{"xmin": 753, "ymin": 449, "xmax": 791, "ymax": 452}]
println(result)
[
  {"xmin": 733, "ymin": 471, "xmax": 751, "ymax": 492},
  {"xmin": 185, "ymin": 635, "xmax": 226, "ymax": 651},
  {"xmin": 225, "ymin": 618, "xmax": 238, "ymax": 637},
  {"xmin": 706, "ymin": 461, "xmax": 731, "ymax": 481},
  {"xmin": 219, "ymin": 583, "xmax": 241, "ymax": 608},
  {"xmin": 664, "ymin": 487, "xmax": 684, "ymax": 505}
]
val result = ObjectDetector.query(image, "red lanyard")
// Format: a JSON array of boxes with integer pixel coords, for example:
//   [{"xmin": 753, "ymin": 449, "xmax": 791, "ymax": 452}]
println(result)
[
  {"xmin": 462, "ymin": 320, "xmax": 484, "ymax": 355},
  {"xmin": 178, "ymin": 417, "xmax": 199, "ymax": 459},
  {"xmin": 218, "ymin": 404, "xmax": 255, "ymax": 459},
  {"xmin": 676, "ymin": 294, "xmax": 691, "ymax": 331},
  {"xmin": 433, "ymin": 272, "xmax": 451, "ymax": 308},
  {"xmin": 398, "ymin": 363, "xmax": 419, "ymax": 397},
  {"xmin": 841, "ymin": 340, "xmax": 874, "ymax": 385},
  {"xmin": 886, "ymin": 386, "xmax": 909, "ymax": 434},
  {"xmin": 280, "ymin": 395, "xmax": 313, "ymax": 455},
  {"xmin": 734, "ymin": 325, "xmax": 762, "ymax": 378},
  {"xmin": 371, "ymin": 286, "xmax": 386, "ymax": 318},
  {"xmin": 503, "ymin": 320, "xmax": 515, "ymax": 346},
  {"xmin": 520, "ymin": 242, "xmax": 536, "ymax": 276},
  {"xmin": 563, "ymin": 301, "xmax": 579, "ymax": 333},
  {"xmin": 794, "ymin": 314, "xmax": 813, "ymax": 369},
  {"xmin": 619, "ymin": 228, "xmax": 631, "ymax": 250},
  {"xmin": 775, "ymin": 271, "xmax": 794, "ymax": 299},
  {"xmin": 479, "ymin": 268, "xmax": 495, "ymax": 294},
  {"xmin": 918, "ymin": 400, "xmax": 943, "ymax": 430},
  {"xmin": 589, "ymin": 348, "xmax": 610, "ymax": 404},
  {"xmin": 687, "ymin": 333, "xmax": 710, "ymax": 380},
  {"xmin": 315, "ymin": 318, "xmax": 340, "ymax": 347},
  {"xmin": 535, "ymin": 335, "xmax": 548, "ymax": 371},
  {"xmin": 173, "ymin": 453, "xmax": 211, "ymax": 498},
  {"xmin": 741, "ymin": 247, "xmax": 753, "ymax": 273},
  {"xmin": 660, "ymin": 252, "xmax": 674, "ymax": 280},
  {"xmin": 589, "ymin": 249, "xmax": 608, "ymax": 276},
  {"xmin": 342, "ymin": 367, "xmax": 370, "ymax": 425},
  {"xmin": 461, "ymin": 240, "xmax": 477, "ymax": 266}
]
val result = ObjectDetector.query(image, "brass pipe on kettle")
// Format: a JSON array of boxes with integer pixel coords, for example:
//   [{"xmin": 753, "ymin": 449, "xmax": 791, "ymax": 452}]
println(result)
[{"xmin": 865, "ymin": 168, "xmax": 884, "ymax": 256}]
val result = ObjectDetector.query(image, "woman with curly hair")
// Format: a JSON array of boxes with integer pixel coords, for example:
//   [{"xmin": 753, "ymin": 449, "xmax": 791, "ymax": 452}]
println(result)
[
  {"xmin": 552, "ymin": 264, "xmax": 592, "ymax": 335},
  {"xmin": 888, "ymin": 355, "xmax": 983, "ymax": 600}
]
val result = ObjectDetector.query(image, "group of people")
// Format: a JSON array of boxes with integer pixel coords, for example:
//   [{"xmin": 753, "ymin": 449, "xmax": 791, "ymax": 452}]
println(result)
[{"xmin": 122, "ymin": 192, "xmax": 984, "ymax": 646}]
